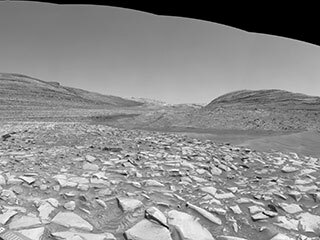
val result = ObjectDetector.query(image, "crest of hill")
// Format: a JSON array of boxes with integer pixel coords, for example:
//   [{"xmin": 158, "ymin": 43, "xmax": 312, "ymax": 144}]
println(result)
[
  {"xmin": 205, "ymin": 89, "xmax": 320, "ymax": 110},
  {"xmin": 0, "ymin": 73, "xmax": 143, "ymax": 108}
]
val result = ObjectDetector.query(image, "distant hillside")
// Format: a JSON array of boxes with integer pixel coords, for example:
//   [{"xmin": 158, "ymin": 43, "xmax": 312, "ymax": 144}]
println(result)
[
  {"xmin": 206, "ymin": 89, "xmax": 320, "ymax": 110},
  {"xmin": 0, "ymin": 73, "xmax": 144, "ymax": 121},
  {"xmin": 121, "ymin": 89, "xmax": 320, "ymax": 132},
  {"xmin": 0, "ymin": 73, "xmax": 143, "ymax": 109},
  {"xmin": 196, "ymin": 89, "xmax": 320, "ymax": 131}
]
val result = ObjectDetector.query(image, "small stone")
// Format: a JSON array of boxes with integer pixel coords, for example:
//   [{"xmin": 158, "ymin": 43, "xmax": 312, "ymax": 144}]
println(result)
[
  {"xmin": 38, "ymin": 202, "xmax": 55, "ymax": 221},
  {"xmin": 229, "ymin": 205, "xmax": 242, "ymax": 214},
  {"xmin": 78, "ymin": 184, "xmax": 90, "ymax": 191},
  {"xmin": 39, "ymin": 184, "xmax": 48, "ymax": 191},
  {"xmin": 117, "ymin": 197, "xmax": 143, "ymax": 212},
  {"xmin": 281, "ymin": 166, "xmax": 299, "ymax": 173},
  {"xmin": 85, "ymin": 155, "xmax": 96, "ymax": 162},
  {"xmin": 144, "ymin": 179, "xmax": 165, "ymax": 187},
  {"xmin": 287, "ymin": 191, "xmax": 302, "ymax": 201},
  {"xmin": 200, "ymin": 186, "xmax": 217, "ymax": 196},
  {"xmin": 19, "ymin": 176, "xmax": 36, "ymax": 184},
  {"xmin": 279, "ymin": 203, "xmax": 303, "ymax": 214},
  {"xmin": 64, "ymin": 201, "xmax": 76, "ymax": 211},
  {"xmin": 296, "ymin": 185, "xmax": 318, "ymax": 192},
  {"xmin": 96, "ymin": 199, "xmax": 107, "ymax": 209},
  {"xmin": 248, "ymin": 205, "xmax": 265, "ymax": 214},
  {"xmin": 295, "ymin": 179, "xmax": 313, "ymax": 185},
  {"xmin": 263, "ymin": 210, "xmax": 278, "ymax": 217},
  {"xmin": 251, "ymin": 212, "xmax": 269, "ymax": 221},
  {"xmin": 210, "ymin": 166, "xmax": 222, "ymax": 175},
  {"xmin": 0, "ymin": 175, "xmax": 6, "ymax": 185},
  {"xmin": 83, "ymin": 163, "xmax": 99, "ymax": 171},
  {"xmin": 145, "ymin": 207, "xmax": 168, "ymax": 228},
  {"xmin": 210, "ymin": 207, "xmax": 226, "ymax": 215},
  {"xmin": 186, "ymin": 202, "xmax": 222, "ymax": 225},
  {"xmin": 215, "ymin": 192, "xmax": 235, "ymax": 199}
]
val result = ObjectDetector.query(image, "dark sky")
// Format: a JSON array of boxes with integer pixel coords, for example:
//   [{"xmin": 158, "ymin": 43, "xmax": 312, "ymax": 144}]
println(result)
[{"xmin": 1, "ymin": 1, "xmax": 320, "ymax": 104}]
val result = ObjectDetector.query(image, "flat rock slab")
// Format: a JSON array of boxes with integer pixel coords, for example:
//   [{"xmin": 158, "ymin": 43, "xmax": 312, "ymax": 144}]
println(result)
[
  {"xmin": 269, "ymin": 233, "xmax": 295, "ymax": 240},
  {"xmin": 85, "ymin": 155, "xmax": 96, "ymax": 162},
  {"xmin": 17, "ymin": 227, "xmax": 45, "ymax": 240},
  {"xmin": 167, "ymin": 210, "xmax": 215, "ymax": 240},
  {"xmin": 251, "ymin": 212, "xmax": 269, "ymax": 221},
  {"xmin": 215, "ymin": 192, "xmax": 235, "ymax": 199},
  {"xmin": 52, "ymin": 231, "xmax": 116, "ymax": 240},
  {"xmin": 229, "ymin": 205, "xmax": 242, "ymax": 214},
  {"xmin": 38, "ymin": 202, "xmax": 56, "ymax": 221},
  {"xmin": 279, "ymin": 203, "xmax": 303, "ymax": 214},
  {"xmin": 0, "ymin": 210, "xmax": 18, "ymax": 225},
  {"xmin": 145, "ymin": 207, "xmax": 168, "ymax": 228},
  {"xmin": 217, "ymin": 236, "xmax": 248, "ymax": 240},
  {"xmin": 297, "ymin": 212, "xmax": 320, "ymax": 233},
  {"xmin": 274, "ymin": 216, "xmax": 300, "ymax": 231},
  {"xmin": 9, "ymin": 215, "xmax": 42, "ymax": 230},
  {"xmin": 51, "ymin": 211, "xmax": 93, "ymax": 231},
  {"xmin": 187, "ymin": 202, "xmax": 222, "ymax": 225},
  {"xmin": 144, "ymin": 179, "xmax": 165, "ymax": 187},
  {"xmin": 0, "ymin": 175, "xmax": 6, "ymax": 185},
  {"xmin": 281, "ymin": 166, "xmax": 299, "ymax": 173},
  {"xmin": 201, "ymin": 186, "xmax": 217, "ymax": 196},
  {"xmin": 19, "ymin": 176, "xmax": 36, "ymax": 184},
  {"xmin": 248, "ymin": 205, "xmax": 265, "ymax": 214},
  {"xmin": 295, "ymin": 185, "xmax": 318, "ymax": 192},
  {"xmin": 124, "ymin": 219, "xmax": 172, "ymax": 240},
  {"xmin": 117, "ymin": 197, "xmax": 143, "ymax": 212},
  {"xmin": 83, "ymin": 162, "xmax": 100, "ymax": 171}
]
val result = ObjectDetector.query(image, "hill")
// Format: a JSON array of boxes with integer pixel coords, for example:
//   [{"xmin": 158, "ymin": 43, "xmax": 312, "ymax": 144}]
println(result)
[
  {"xmin": 206, "ymin": 89, "xmax": 320, "ymax": 110},
  {"xmin": 196, "ymin": 89, "xmax": 320, "ymax": 131},
  {"xmin": 118, "ymin": 89, "xmax": 320, "ymax": 132},
  {"xmin": 0, "ymin": 73, "xmax": 143, "ymax": 121}
]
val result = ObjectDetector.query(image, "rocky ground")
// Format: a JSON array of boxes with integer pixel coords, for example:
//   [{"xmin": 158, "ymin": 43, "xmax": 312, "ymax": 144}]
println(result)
[{"xmin": 0, "ymin": 122, "xmax": 320, "ymax": 240}]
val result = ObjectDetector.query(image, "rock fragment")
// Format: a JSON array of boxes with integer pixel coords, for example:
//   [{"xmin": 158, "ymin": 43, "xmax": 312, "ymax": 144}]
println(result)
[
  {"xmin": 186, "ymin": 202, "xmax": 222, "ymax": 225},
  {"xmin": 167, "ymin": 210, "xmax": 215, "ymax": 240},
  {"xmin": 124, "ymin": 219, "xmax": 172, "ymax": 240},
  {"xmin": 52, "ymin": 231, "xmax": 116, "ymax": 240},
  {"xmin": 51, "ymin": 212, "xmax": 93, "ymax": 231},
  {"xmin": 17, "ymin": 227, "xmax": 45, "ymax": 240},
  {"xmin": 145, "ymin": 207, "xmax": 168, "ymax": 228},
  {"xmin": 9, "ymin": 215, "xmax": 42, "ymax": 230},
  {"xmin": 117, "ymin": 197, "xmax": 143, "ymax": 212}
]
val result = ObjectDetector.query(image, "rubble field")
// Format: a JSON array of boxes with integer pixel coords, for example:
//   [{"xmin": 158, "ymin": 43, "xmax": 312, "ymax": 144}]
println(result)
[{"xmin": 0, "ymin": 122, "xmax": 320, "ymax": 240}]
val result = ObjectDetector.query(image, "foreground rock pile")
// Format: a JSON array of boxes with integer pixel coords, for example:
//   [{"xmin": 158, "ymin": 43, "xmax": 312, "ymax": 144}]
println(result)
[{"xmin": 0, "ymin": 122, "xmax": 320, "ymax": 240}]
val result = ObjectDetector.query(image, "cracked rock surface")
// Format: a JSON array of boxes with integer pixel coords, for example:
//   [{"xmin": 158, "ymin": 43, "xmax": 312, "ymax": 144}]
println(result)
[{"xmin": 0, "ymin": 122, "xmax": 320, "ymax": 240}]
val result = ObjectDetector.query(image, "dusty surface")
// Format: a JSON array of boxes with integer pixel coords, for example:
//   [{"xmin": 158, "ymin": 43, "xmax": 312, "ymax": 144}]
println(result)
[{"xmin": 0, "ymin": 122, "xmax": 320, "ymax": 240}]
